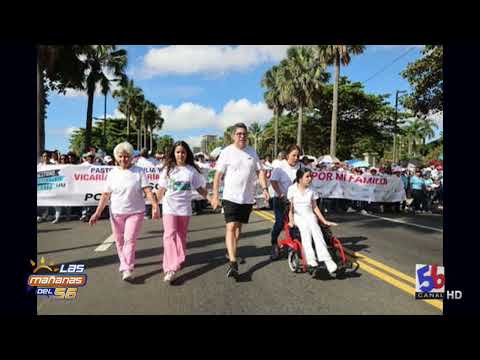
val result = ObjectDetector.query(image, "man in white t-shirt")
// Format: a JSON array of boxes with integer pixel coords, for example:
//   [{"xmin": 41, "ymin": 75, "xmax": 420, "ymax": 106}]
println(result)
[{"xmin": 211, "ymin": 123, "xmax": 270, "ymax": 280}]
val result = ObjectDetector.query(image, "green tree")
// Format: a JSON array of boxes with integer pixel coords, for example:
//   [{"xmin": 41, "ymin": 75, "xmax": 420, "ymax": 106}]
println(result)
[
  {"xmin": 157, "ymin": 135, "xmax": 174, "ymax": 154},
  {"xmin": 278, "ymin": 46, "xmax": 329, "ymax": 149},
  {"xmin": 261, "ymin": 65, "xmax": 285, "ymax": 157},
  {"xmin": 38, "ymin": 45, "xmax": 86, "ymax": 157},
  {"xmin": 82, "ymin": 45, "xmax": 128, "ymax": 152},
  {"xmin": 69, "ymin": 117, "xmax": 154, "ymax": 156},
  {"xmin": 401, "ymin": 45, "xmax": 443, "ymax": 116},
  {"xmin": 313, "ymin": 45, "xmax": 366, "ymax": 158},
  {"xmin": 260, "ymin": 78, "xmax": 397, "ymax": 161},
  {"xmin": 113, "ymin": 79, "xmax": 143, "ymax": 137},
  {"xmin": 248, "ymin": 122, "xmax": 263, "ymax": 151}
]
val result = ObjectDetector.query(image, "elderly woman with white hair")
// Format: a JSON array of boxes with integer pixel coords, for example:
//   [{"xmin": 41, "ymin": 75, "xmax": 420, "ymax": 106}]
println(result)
[{"xmin": 89, "ymin": 142, "xmax": 160, "ymax": 281}]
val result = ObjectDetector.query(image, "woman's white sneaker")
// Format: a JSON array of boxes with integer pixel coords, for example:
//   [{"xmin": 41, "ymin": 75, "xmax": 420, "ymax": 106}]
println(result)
[
  {"xmin": 122, "ymin": 270, "xmax": 133, "ymax": 281},
  {"xmin": 163, "ymin": 271, "xmax": 175, "ymax": 283}
]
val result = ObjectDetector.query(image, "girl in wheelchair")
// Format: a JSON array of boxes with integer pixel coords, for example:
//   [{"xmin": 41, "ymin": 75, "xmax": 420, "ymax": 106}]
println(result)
[{"xmin": 287, "ymin": 168, "xmax": 339, "ymax": 277}]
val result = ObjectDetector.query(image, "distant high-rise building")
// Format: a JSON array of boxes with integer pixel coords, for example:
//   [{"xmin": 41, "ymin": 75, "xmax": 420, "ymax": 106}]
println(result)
[
  {"xmin": 193, "ymin": 147, "xmax": 201, "ymax": 154},
  {"xmin": 201, "ymin": 135, "xmax": 217, "ymax": 153}
]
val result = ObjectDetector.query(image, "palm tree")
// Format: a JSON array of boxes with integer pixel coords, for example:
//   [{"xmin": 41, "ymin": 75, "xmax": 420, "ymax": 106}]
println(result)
[
  {"xmin": 278, "ymin": 46, "xmax": 329, "ymax": 149},
  {"xmin": 248, "ymin": 122, "xmax": 262, "ymax": 151},
  {"xmin": 130, "ymin": 95, "xmax": 145, "ymax": 150},
  {"xmin": 405, "ymin": 118, "xmax": 424, "ymax": 157},
  {"xmin": 113, "ymin": 79, "xmax": 143, "ymax": 138},
  {"xmin": 142, "ymin": 100, "xmax": 164, "ymax": 151},
  {"xmin": 419, "ymin": 117, "xmax": 438, "ymax": 146},
  {"xmin": 149, "ymin": 107, "xmax": 165, "ymax": 151},
  {"xmin": 261, "ymin": 65, "xmax": 284, "ymax": 158},
  {"xmin": 37, "ymin": 45, "xmax": 85, "ymax": 158},
  {"xmin": 314, "ymin": 45, "xmax": 366, "ymax": 157},
  {"xmin": 82, "ymin": 45, "xmax": 128, "ymax": 152}
]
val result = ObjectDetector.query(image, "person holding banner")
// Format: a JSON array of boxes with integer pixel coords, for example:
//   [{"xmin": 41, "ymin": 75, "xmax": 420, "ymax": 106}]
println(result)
[
  {"xmin": 211, "ymin": 123, "xmax": 270, "ymax": 280},
  {"xmin": 269, "ymin": 144, "xmax": 302, "ymax": 260},
  {"xmin": 156, "ymin": 141, "xmax": 209, "ymax": 284},
  {"xmin": 89, "ymin": 142, "xmax": 159, "ymax": 281},
  {"xmin": 287, "ymin": 168, "xmax": 338, "ymax": 277}
]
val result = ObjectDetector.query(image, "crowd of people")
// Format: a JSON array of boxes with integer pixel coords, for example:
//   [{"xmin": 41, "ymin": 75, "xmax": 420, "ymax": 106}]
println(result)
[
  {"xmin": 37, "ymin": 123, "xmax": 444, "ymax": 283},
  {"xmin": 261, "ymin": 153, "xmax": 443, "ymax": 216}
]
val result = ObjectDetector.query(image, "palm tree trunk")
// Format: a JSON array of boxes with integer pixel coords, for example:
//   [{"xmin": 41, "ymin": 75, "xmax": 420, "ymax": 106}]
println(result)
[
  {"xmin": 85, "ymin": 80, "xmax": 95, "ymax": 152},
  {"xmin": 150, "ymin": 127, "xmax": 153, "ymax": 151},
  {"xmin": 126, "ymin": 107, "xmax": 130, "ymax": 137},
  {"xmin": 37, "ymin": 60, "xmax": 44, "ymax": 159},
  {"xmin": 274, "ymin": 111, "xmax": 278, "ymax": 158},
  {"xmin": 103, "ymin": 92, "xmax": 107, "ymax": 150},
  {"xmin": 297, "ymin": 105, "xmax": 303, "ymax": 148},
  {"xmin": 330, "ymin": 53, "xmax": 340, "ymax": 157}
]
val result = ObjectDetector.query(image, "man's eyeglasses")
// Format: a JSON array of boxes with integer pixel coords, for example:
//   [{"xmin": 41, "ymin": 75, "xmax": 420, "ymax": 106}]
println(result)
[{"xmin": 235, "ymin": 132, "xmax": 247, "ymax": 137}]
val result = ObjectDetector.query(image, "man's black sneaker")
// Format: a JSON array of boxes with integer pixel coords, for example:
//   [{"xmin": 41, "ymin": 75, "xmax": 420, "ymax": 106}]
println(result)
[
  {"xmin": 270, "ymin": 245, "xmax": 281, "ymax": 261},
  {"xmin": 225, "ymin": 252, "xmax": 245, "ymax": 264},
  {"xmin": 226, "ymin": 261, "xmax": 239, "ymax": 279}
]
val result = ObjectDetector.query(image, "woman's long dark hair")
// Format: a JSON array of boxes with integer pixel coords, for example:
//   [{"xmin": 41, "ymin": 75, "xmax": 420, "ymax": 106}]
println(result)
[
  {"xmin": 293, "ymin": 167, "xmax": 312, "ymax": 183},
  {"xmin": 165, "ymin": 141, "xmax": 201, "ymax": 177}
]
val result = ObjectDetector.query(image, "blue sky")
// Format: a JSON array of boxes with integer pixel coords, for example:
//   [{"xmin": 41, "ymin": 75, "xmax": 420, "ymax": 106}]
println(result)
[{"xmin": 45, "ymin": 45, "xmax": 442, "ymax": 154}]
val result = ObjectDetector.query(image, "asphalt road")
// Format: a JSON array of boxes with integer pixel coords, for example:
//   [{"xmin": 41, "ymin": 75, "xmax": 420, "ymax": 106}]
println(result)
[{"xmin": 36, "ymin": 208, "xmax": 443, "ymax": 315}]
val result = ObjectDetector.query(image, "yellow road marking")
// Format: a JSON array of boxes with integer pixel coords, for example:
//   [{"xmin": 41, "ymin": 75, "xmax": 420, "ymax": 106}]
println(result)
[
  {"xmin": 253, "ymin": 209, "xmax": 443, "ymax": 312},
  {"xmin": 346, "ymin": 252, "xmax": 417, "ymax": 286}
]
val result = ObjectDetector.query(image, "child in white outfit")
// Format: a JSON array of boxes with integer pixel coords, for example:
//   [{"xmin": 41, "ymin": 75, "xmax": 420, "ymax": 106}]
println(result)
[{"xmin": 287, "ymin": 167, "xmax": 338, "ymax": 276}]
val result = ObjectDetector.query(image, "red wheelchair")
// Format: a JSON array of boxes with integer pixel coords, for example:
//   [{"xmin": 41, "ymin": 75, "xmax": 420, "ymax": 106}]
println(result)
[{"xmin": 277, "ymin": 213, "xmax": 359, "ymax": 276}]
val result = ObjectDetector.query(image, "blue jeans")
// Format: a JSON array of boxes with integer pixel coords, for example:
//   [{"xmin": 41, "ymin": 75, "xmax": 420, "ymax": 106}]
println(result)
[{"xmin": 271, "ymin": 197, "xmax": 288, "ymax": 246}]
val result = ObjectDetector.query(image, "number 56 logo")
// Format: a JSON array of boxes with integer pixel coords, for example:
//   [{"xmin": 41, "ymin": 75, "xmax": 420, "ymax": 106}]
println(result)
[{"xmin": 415, "ymin": 264, "xmax": 445, "ymax": 299}]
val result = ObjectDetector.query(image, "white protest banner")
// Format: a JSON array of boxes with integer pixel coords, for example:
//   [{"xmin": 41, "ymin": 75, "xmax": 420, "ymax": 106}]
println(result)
[
  {"xmin": 255, "ymin": 170, "xmax": 405, "ymax": 203},
  {"xmin": 310, "ymin": 171, "xmax": 405, "ymax": 202},
  {"xmin": 38, "ymin": 166, "xmax": 404, "ymax": 207},
  {"xmin": 37, "ymin": 164, "xmax": 165, "ymax": 207}
]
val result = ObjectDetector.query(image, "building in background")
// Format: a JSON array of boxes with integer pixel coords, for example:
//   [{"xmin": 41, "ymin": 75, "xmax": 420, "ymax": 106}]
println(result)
[
  {"xmin": 193, "ymin": 146, "xmax": 201, "ymax": 154},
  {"xmin": 201, "ymin": 135, "xmax": 217, "ymax": 153}
]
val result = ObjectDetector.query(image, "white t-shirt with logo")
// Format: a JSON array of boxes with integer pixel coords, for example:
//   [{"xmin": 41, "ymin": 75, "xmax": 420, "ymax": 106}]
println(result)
[
  {"xmin": 215, "ymin": 144, "xmax": 263, "ymax": 205},
  {"xmin": 270, "ymin": 160, "xmax": 301, "ymax": 197},
  {"xmin": 287, "ymin": 184, "xmax": 318, "ymax": 217},
  {"xmin": 158, "ymin": 165, "xmax": 206, "ymax": 216},
  {"xmin": 105, "ymin": 165, "xmax": 151, "ymax": 215}
]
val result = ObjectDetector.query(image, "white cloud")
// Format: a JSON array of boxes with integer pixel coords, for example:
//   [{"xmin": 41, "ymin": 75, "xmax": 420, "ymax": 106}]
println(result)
[
  {"xmin": 158, "ymin": 99, "xmax": 273, "ymax": 132},
  {"xmin": 96, "ymin": 109, "xmax": 126, "ymax": 120},
  {"xmin": 183, "ymin": 135, "xmax": 204, "ymax": 149},
  {"xmin": 47, "ymin": 126, "xmax": 79, "ymax": 137},
  {"xmin": 138, "ymin": 45, "xmax": 292, "ymax": 77}
]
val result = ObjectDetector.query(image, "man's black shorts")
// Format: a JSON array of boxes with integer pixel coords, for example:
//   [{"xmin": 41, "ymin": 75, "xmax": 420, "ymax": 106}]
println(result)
[{"xmin": 222, "ymin": 200, "xmax": 253, "ymax": 224}]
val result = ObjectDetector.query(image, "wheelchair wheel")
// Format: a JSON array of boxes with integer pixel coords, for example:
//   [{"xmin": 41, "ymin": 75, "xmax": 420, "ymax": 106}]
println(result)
[{"xmin": 288, "ymin": 250, "xmax": 301, "ymax": 273}]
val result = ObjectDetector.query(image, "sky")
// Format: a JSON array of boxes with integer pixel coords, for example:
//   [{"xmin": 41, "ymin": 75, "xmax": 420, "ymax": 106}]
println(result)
[{"xmin": 45, "ymin": 45, "xmax": 443, "ymax": 154}]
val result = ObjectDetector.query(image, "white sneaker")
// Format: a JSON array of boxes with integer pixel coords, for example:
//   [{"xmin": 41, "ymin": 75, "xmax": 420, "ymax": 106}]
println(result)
[
  {"xmin": 360, "ymin": 210, "xmax": 368, "ymax": 215},
  {"xmin": 122, "ymin": 270, "xmax": 133, "ymax": 281},
  {"xmin": 346, "ymin": 207, "xmax": 355, "ymax": 213},
  {"xmin": 326, "ymin": 259, "xmax": 338, "ymax": 275},
  {"xmin": 163, "ymin": 271, "xmax": 175, "ymax": 283}
]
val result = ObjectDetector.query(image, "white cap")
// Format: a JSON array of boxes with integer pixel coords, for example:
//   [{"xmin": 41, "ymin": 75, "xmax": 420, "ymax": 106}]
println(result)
[{"xmin": 104, "ymin": 155, "xmax": 113, "ymax": 163}]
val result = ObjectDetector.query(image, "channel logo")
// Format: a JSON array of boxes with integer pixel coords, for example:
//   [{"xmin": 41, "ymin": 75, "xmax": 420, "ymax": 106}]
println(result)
[
  {"xmin": 28, "ymin": 257, "xmax": 87, "ymax": 300},
  {"xmin": 415, "ymin": 264, "xmax": 445, "ymax": 300}
]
